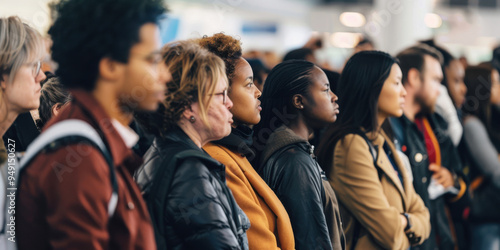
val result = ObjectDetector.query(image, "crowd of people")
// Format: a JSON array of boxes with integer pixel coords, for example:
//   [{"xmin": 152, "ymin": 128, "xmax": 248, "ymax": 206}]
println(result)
[{"xmin": 1, "ymin": 0, "xmax": 499, "ymax": 249}]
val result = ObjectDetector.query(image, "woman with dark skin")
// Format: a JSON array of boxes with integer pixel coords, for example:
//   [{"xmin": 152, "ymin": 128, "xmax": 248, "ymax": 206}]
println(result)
[
  {"xmin": 200, "ymin": 33, "xmax": 295, "ymax": 250},
  {"xmin": 253, "ymin": 59, "xmax": 344, "ymax": 250},
  {"xmin": 462, "ymin": 64, "xmax": 500, "ymax": 249}
]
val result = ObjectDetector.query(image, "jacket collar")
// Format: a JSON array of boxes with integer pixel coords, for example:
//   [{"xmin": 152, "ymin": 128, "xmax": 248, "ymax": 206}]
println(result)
[
  {"xmin": 213, "ymin": 125, "xmax": 255, "ymax": 159},
  {"xmin": 159, "ymin": 125, "xmax": 202, "ymax": 151},
  {"xmin": 370, "ymin": 131, "xmax": 409, "ymax": 207},
  {"xmin": 67, "ymin": 90, "xmax": 139, "ymax": 168},
  {"xmin": 260, "ymin": 125, "xmax": 311, "ymax": 164}
]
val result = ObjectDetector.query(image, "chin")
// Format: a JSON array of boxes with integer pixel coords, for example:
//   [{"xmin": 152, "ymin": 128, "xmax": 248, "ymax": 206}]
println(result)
[{"xmin": 139, "ymin": 102, "xmax": 159, "ymax": 112}]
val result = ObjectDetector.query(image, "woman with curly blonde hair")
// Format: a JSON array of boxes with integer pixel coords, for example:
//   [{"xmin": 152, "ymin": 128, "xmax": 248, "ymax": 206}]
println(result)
[
  {"xmin": 135, "ymin": 40, "xmax": 249, "ymax": 250},
  {"xmin": 199, "ymin": 33, "xmax": 295, "ymax": 250}
]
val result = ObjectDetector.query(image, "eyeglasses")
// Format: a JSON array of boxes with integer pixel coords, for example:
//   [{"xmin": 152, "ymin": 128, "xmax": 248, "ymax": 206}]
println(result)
[
  {"xmin": 213, "ymin": 89, "xmax": 228, "ymax": 104},
  {"xmin": 32, "ymin": 61, "xmax": 41, "ymax": 78},
  {"xmin": 143, "ymin": 51, "xmax": 163, "ymax": 65}
]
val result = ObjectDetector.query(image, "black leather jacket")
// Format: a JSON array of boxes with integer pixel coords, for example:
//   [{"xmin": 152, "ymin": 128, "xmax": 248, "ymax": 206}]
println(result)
[
  {"xmin": 135, "ymin": 127, "xmax": 249, "ymax": 250},
  {"xmin": 259, "ymin": 126, "xmax": 333, "ymax": 250}
]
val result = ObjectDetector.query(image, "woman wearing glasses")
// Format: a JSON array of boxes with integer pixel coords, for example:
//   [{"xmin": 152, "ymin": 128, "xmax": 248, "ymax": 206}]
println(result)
[
  {"xmin": 134, "ymin": 40, "xmax": 249, "ymax": 250},
  {"xmin": 199, "ymin": 33, "xmax": 295, "ymax": 250},
  {"xmin": 0, "ymin": 17, "xmax": 46, "ymax": 150},
  {"xmin": 0, "ymin": 16, "xmax": 46, "ymax": 247}
]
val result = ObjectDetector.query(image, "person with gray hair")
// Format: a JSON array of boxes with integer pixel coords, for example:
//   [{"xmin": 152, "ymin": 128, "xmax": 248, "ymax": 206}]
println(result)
[
  {"xmin": 0, "ymin": 16, "xmax": 46, "ymax": 154},
  {"xmin": 38, "ymin": 75, "xmax": 71, "ymax": 128},
  {"xmin": 0, "ymin": 15, "xmax": 46, "ymax": 248}
]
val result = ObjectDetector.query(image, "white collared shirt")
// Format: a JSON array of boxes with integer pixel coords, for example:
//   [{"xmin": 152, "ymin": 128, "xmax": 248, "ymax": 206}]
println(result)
[{"xmin": 112, "ymin": 119, "xmax": 139, "ymax": 149}]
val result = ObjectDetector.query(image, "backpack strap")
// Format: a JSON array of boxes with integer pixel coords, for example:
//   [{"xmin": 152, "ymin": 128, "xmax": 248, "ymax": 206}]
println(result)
[
  {"xmin": 350, "ymin": 132, "xmax": 382, "ymax": 250},
  {"xmin": 19, "ymin": 119, "xmax": 118, "ymax": 217}
]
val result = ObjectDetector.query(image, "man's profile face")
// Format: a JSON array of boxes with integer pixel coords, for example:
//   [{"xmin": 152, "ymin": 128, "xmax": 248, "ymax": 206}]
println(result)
[
  {"xmin": 416, "ymin": 55, "xmax": 442, "ymax": 114},
  {"xmin": 118, "ymin": 23, "xmax": 170, "ymax": 112}
]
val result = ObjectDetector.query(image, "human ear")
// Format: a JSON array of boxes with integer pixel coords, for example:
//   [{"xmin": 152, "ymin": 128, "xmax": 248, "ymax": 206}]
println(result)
[
  {"xmin": 98, "ymin": 57, "xmax": 124, "ymax": 81},
  {"xmin": 407, "ymin": 68, "xmax": 422, "ymax": 90},
  {"xmin": 292, "ymin": 94, "xmax": 305, "ymax": 109}
]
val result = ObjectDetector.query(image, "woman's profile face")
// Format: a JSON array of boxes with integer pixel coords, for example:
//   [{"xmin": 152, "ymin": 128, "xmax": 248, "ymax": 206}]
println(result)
[
  {"xmin": 205, "ymin": 76, "xmax": 234, "ymax": 141},
  {"xmin": 228, "ymin": 58, "xmax": 262, "ymax": 126},
  {"xmin": 445, "ymin": 59, "xmax": 466, "ymax": 108},
  {"xmin": 302, "ymin": 66, "xmax": 339, "ymax": 129},
  {"xmin": 378, "ymin": 63, "xmax": 406, "ymax": 118},
  {"xmin": 490, "ymin": 69, "xmax": 500, "ymax": 105},
  {"xmin": 2, "ymin": 59, "xmax": 46, "ymax": 114}
]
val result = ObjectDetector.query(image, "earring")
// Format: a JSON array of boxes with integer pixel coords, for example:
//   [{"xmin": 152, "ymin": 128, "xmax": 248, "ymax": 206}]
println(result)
[
  {"xmin": 300, "ymin": 105, "xmax": 304, "ymax": 109},
  {"xmin": 189, "ymin": 116, "xmax": 196, "ymax": 123}
]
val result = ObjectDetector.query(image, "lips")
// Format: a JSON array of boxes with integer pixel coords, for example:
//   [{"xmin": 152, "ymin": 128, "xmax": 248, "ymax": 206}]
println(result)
[
  {"xmin": 155, "ymin": 89, "xmax": 166, "ymax": 101},
  {"xmin": 334, "ymin": 103, "xmax": 340, "ymax": 114},
  {"xmin": 257, "ymin": 100, "xmax": 262, "ymax": 111}
]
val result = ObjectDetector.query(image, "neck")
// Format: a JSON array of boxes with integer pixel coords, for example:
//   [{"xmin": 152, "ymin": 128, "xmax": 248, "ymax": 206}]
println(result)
[
  {"xmin": 367, "ymin": 113, "xmax": 387, "ymax": 139},
  {"xmin": 287, "ymin": 115, "xmax": 312, "ymax": 142},
  {"xmin": 402, "ymin": 94, "xmax": 421, "ymax": 122},
  {"xmin": 0, "ymin": 105, "xmax": 20, "ymax": 137},
  {"xmin": 92, "ymin": 83, "xmax": 133, "ymax": 127},
  {"xmin": 177, "ymin": 121, "xmax": 204, "ymax": 148}
]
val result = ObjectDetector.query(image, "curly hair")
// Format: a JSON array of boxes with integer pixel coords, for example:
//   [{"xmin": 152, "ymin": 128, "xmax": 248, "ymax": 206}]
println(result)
[
  {"xmin": 136, "ymin": 40, "xmax": 226, "ymax": 137},
  {"xmin": 48, "ymin": 0, "xmax": 166, "ymax": 91},
  {"xmin": 197, "ymin": 33, "xmax": 242, "ymax": 84}
]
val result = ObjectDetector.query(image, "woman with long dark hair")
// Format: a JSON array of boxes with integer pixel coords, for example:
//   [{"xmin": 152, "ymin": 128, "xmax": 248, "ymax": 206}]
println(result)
[
  {"xmin": 317, "ymin": 51, "xmax": 430, "ymax": 250},
  {"xmin": 253, "ymin": 60, "xmax": 344, "ymax": 250},
  {"xmin": 461, "ymin": 64, "xmax": 500, "ymax": 249}
]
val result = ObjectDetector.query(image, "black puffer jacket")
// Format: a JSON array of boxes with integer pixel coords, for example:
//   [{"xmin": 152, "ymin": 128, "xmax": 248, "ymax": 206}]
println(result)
[
  {"xmin": 135, "ymin": 126, "xmax": 249, "ymax": 250},
  {"xmin": 259, "ymin": 125, "xmax": 333, "ymax": 250}
]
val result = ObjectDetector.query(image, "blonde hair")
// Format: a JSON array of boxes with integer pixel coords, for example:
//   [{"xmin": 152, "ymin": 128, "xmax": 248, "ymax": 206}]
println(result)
[
  {"xmin": 0, "ymin": 16, "xmax": 45, "ymax": 83},
  {"xmin": 136, "ymin": 40, "xmax": 226, "ymax": 137}
]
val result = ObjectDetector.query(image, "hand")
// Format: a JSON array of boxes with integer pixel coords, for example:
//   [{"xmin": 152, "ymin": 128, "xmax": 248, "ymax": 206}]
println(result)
[{"xmin": 429, "ymin": 163, "xmax": 454, "ymax": 188}]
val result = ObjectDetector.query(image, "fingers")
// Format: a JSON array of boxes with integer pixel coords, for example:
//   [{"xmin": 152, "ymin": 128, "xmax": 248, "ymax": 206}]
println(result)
[
  {"xmin": 428, "ymin": 163, "xmax": 440, "ymax": 172},
  {"xmin": 432, "ymin": 168, "xmax": 454, "ymax": 188}
]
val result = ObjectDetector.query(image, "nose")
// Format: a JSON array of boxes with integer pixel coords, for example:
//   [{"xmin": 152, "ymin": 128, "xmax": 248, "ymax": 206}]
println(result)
[
  {"xmin": 401, "ymin": 85, "xmax": 407, "ymax": 97},
  {"xmin": 255, "ymin": 85, "xmax": 262, "ymax": 98},
  {"xmin": 158, "ymin": 64, "xmax": 171, "ymax": 85},
  {"xmin": 226, "ymin": 95, "xmax": 233, "ymax": 110},
  {"xmin": 37, "ymin": 70, "xmax": 47, "ymax": 83},
  {"xmin": 330, "ymin": 90, "xmax": 338, "ymax": 103}
]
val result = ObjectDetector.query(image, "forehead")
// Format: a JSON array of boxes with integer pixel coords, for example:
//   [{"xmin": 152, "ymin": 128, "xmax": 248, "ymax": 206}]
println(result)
[
  {"xmin": 423, "ymin": 55, "xmax": 443, "ymax": 76},
  {"xmin": 130, "ymin": 23, "xmax": 161, "ymax": 52},
  {"xmin": 234, "ymin": 58, "xmax": 252, "ymax": 77},
  {"xmin": 389, "ymin": 63, "xmax": 402, "ymax": 78},
  {"xmin": 215, "ymin": 75, "xmax": 229, "ymax": 90},
  {"xmin": 310, "ymin": 66, "xmax": 328, "ymax": 86}
]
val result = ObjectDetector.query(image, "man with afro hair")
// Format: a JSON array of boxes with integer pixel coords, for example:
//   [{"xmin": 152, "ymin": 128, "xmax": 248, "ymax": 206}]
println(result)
[{"xmin": 16, "ymin": 0, "xmax": 169, "ymax": 249}]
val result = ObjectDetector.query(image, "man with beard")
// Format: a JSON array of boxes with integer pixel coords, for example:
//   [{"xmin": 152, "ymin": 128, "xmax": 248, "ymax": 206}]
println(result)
[{"xmin": 388, "ymin": 44, "xmax": 469, "ymax": 250}]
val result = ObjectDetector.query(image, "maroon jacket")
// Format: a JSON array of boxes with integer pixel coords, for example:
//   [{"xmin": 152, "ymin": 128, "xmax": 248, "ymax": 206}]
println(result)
[{"xmin": 16, "ymin": 90, "xmax": 156, "ymax": 250}]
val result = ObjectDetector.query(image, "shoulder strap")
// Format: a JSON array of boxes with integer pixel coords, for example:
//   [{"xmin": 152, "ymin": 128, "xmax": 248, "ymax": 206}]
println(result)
[
  {"xmin": 19, "ymin": 119, "xmax": 118, "ymax": 217},
  {"xmin": 350, "ymin": 132, "xmax": 383, "ymax": 250}
]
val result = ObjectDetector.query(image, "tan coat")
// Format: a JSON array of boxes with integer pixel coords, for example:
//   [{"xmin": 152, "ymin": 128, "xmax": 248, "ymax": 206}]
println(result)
[
  {"xmin": 328, "ymin": 132, "xmax": 430, "ymax": 250},
  {"xmin": 204, "ymin": 142, "xmax": 295, "ymax": 250}
]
